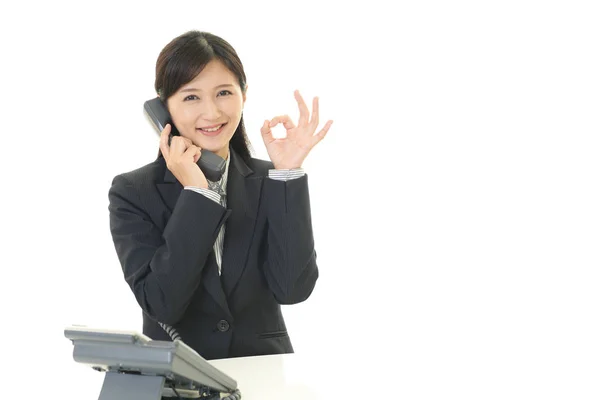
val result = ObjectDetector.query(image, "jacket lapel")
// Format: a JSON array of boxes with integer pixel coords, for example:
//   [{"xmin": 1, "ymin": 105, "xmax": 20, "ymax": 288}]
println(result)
[
  {"xmin": 202, "ymin": 253, "xmax": 233, "ymax": 318},
  {"xmin": 156, "ymin": 165, "xmax": 183, "ymax": 214},
  {"xmin": 154, "ymin": 157, "xmax": 232, "ymax": 317},
  {"xmin": 220, "ymin": 150, "xmax": 262, "ymax": 297}
]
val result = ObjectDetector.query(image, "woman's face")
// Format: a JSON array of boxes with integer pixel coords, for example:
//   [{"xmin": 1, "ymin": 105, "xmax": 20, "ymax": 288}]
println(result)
[{"xmin": 167, "ymin": 59, "xmax": 246, "ymax": 160}]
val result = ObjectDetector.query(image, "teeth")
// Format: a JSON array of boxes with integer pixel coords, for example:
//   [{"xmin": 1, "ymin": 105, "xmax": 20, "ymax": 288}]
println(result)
[{"xmin": 201, "ymin": 124, "xmax": 223, "ymax": 132}]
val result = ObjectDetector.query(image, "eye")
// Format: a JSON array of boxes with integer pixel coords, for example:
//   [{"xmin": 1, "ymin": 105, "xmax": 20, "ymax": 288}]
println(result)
[
  {"xmin": 184, "ymin": 94, "xmax": 199, "ymax": 101},
  {"xmin": 218, "ymin": 90, "xmax": 232, "ymax": 96}
]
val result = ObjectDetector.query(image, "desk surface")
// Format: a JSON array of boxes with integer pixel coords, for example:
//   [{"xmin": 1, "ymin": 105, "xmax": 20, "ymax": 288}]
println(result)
[{"xmin": 208, "ymin": 353, "xmax": 335, "ymax": 399}]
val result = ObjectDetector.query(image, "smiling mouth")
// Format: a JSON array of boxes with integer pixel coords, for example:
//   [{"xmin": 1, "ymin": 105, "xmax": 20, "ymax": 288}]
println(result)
[{"xmin": 197, "ymin": 123, "xmax": 226, "ymax": 136}]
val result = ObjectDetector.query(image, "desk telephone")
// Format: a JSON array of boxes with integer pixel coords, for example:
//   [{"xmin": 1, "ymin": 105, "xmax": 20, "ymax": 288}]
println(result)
[{"xmin": 65, "ymin": 326, "xmax": 241, "ymax": 399}]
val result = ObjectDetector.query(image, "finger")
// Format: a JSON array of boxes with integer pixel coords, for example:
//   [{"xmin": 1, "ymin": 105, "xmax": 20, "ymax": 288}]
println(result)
[
  {"xmin": 260, "ymin": 120, "xmax": 275, "ymax": 143},
  {"xmin": 169, "ymin": 135, "xmax": 185, "ymax": 151},
  {"xmin": 180, "ymin": 136, "xmax": 194, "ymax": 147},
  {"xmin": 311, "ymin": 120, "xmax": 333, "ymax": 146},
  {"xmin": 159, "ymin": 123, "xmax": 172, "ymax": 161},
  {"xmin": 309, "ymin": 97, "xmax": 319, "ymax": 130},
  {"xmin": 294, "ymin": 90, "xmax": 310, "ymax": 126},
  {"xmin": 183, "ymin": 145, "xmax": 200, "ymax": 160},
  {"xmin": 269, "ymin": 115, "xmax": 296, "ymax": 130},
  {"xmin": 193, "ymin": 147, "xmax": 202, "ymax": 164},
  {"xmin": 170, "ymin": 134, "xmax": 193, "ymax": 146},
  {"xmin": 169, "ymin": 137, "xmax": 192, "ymax": 160}
]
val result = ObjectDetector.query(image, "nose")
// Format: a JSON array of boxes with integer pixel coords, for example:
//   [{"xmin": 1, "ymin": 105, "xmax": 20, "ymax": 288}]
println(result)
[{"xmin": 199, "ymin": 98, "xmax": 221, "ymax": 120}]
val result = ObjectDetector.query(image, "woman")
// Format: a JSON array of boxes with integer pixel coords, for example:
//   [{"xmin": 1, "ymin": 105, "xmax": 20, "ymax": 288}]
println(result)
[{"xmin": 108, "ymin": 30, "xmax": 332, "ymax": 360}]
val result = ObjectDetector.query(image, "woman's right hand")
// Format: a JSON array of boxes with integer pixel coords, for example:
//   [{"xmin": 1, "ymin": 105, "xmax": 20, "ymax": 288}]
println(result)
[{"xmin": 159, "ymin": 124, "xmax": 208, "ymax": 188}]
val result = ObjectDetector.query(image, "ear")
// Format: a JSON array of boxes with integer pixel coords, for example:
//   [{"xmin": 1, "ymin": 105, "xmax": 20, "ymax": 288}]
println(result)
[{"xmin": 242, "ymin": 85, "xmax": 248, "ymax": 104}]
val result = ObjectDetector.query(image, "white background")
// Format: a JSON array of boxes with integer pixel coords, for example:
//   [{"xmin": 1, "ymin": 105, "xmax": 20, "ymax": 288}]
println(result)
[{"xmin": 1, "ymin": 0, "xmax": 599, "ymax": 398}]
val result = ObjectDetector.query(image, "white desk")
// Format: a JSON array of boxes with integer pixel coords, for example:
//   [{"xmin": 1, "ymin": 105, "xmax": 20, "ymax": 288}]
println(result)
[{"xmin": 209, "ymin": 353, "xmax": 333, "ymax": 399}]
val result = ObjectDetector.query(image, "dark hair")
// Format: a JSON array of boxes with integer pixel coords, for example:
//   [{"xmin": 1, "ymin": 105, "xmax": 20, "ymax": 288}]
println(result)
[{"xmin": 155, "ymin": 30, "xmax": 252, "ymax": 162}]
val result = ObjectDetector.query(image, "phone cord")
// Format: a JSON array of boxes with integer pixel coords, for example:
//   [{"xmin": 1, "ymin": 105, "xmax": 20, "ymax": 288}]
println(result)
[{"xmin": 158, "ymin": 322, "xmax": 182, "ymax": 342}]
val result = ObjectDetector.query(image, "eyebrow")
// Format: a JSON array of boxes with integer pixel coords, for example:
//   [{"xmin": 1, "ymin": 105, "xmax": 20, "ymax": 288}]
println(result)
[{"xmin": 180, "ymin": 84, "xmax": 235, "ymax": 93}]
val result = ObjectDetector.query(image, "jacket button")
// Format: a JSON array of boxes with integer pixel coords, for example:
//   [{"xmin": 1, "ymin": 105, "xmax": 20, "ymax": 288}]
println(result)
[{"xmin": 217, "ymin": 320, "xmax": 230, "ymax": 332}]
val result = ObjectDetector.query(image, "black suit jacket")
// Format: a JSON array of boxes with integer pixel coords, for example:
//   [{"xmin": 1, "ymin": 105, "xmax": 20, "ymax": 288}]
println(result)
[{"xmin": 107, "ymin": 149, "xmax": 318, "ymax": 360}]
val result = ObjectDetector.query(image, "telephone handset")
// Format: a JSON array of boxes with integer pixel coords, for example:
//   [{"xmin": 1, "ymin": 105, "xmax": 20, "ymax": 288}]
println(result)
[{"xmin": 144, "ymin": 97, "xmax": 226, "ymax": 182}]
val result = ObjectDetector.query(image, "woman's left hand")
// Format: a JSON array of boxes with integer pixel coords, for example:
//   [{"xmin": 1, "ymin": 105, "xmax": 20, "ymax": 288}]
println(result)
[{"xmin": 261, "ymin": 90, "xmax": 333, "ymax": 170}]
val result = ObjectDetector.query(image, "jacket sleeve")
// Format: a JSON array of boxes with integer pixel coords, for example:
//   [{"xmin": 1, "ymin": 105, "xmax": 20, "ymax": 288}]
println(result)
[
  {"xmin": 261, "ymin": 174, "xmax": 319, "ymax": 304},
  {"xmin": 108, "ymin": 174, "xmax": 229, "ymax": 325}
]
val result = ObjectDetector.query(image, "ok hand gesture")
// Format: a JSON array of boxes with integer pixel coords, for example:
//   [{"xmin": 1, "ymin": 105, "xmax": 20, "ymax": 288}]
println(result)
[{"xmin": 260, "ymin": 90, "xmax": 333, "ymax": 170}]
